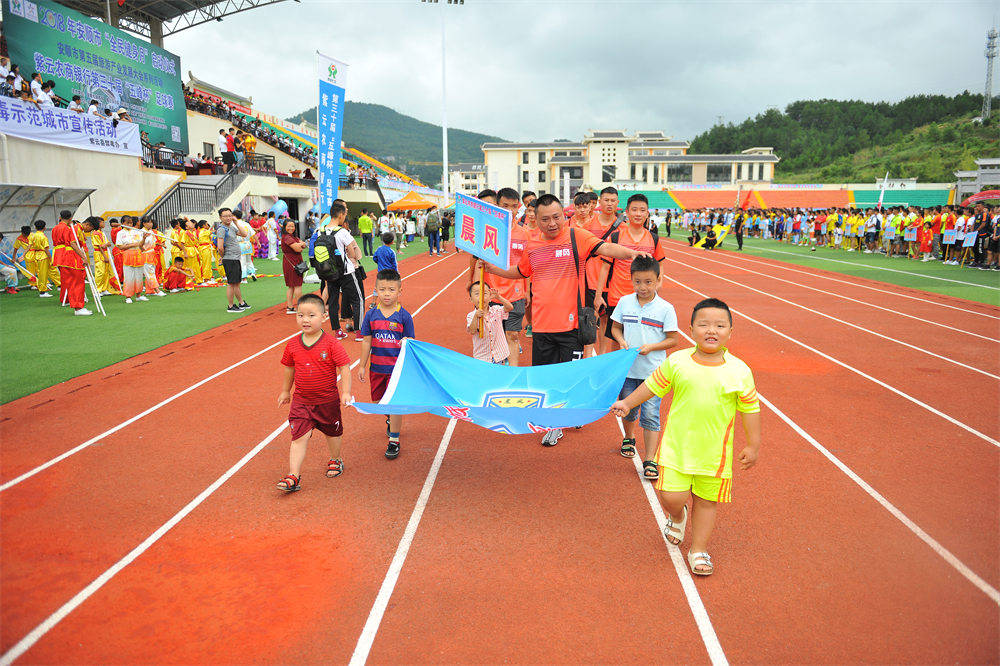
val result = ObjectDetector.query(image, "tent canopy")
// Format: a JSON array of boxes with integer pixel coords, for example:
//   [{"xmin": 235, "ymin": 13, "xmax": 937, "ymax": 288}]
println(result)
[{"xmin": 387, "ymin": 191, "xmax": 437, "ymax": 211}]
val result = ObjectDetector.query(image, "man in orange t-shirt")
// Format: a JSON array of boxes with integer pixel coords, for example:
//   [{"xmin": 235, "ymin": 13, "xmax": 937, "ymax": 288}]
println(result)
[
  {"xmin": 584, "ymin": 188, "xmax": 622, "ymax": 354},
  {"xmin": 482, "ymin": 193, "xmax": 649, "ymax": 446},
  {"xmin": 596, "ymin": 193, "xmax": 667, "ymax": 351},
  {"xmin": 52, "ymin": 211, "xmax": 98, "ymax": 315},
  {"xmin": 467, "ymin": 187, "xmax": 531, "ymax": 366}
]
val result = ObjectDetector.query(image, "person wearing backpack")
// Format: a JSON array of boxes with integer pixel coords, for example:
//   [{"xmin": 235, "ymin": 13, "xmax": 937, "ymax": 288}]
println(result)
[
  {"xmin": 425, "ymin": 207, "xmax": 442, "ymax": 255},
  {"xmin": 313, "ymin": 202, "xmax": 364, "ymax": 341}
]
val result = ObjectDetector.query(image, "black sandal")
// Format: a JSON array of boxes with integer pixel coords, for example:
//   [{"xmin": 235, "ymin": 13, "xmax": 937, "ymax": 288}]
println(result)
[
  {"xmin": 276, "ymin": 474, "xmax": 300, "ymax": 492},
  {"xmin": 385, "ymin": 441, "xmax": 400, "ymax": 459},
  {"xmin": 620, "ymin": 438, "xmax": 637, "ymax": 458},
  {"xmin": 642, "ymin": 460, "xmax": 659, "ymax": 480}
]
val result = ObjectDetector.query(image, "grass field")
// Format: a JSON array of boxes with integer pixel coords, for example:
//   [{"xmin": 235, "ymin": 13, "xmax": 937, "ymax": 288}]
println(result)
[
  {"xmin": 0, "ymin": 237, "xmax": 436, "ymax": 403},
  {"xmin": 706, "ymin": 235, "xmax": 1000, "ymax": 305}
]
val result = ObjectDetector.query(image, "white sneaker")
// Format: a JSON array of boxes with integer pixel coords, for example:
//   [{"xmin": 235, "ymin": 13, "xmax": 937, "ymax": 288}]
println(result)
[
  {"xmin": 541, "ymin": 428, "xmax": 564, "ymax": 447},
  {"xmin": 154, "ymin": 291, "xmax": 166, "ymax": 297},
  {"xmin": 137, "ymin": 295, "xmax": 149, "ymax": 301},
  {"xmin": 74, "ymin": 308, "xmax": 93, "ymax": 316},
  {"xmin": 125, "ymin": 297, "xmax": 133, "ymax": 303},
  {"xmin": 39, "ymin": 292, "xmax": 53, "ymax": 298},
  {"xmin": 169, "ymin": 288, "xmax": 181, "ymax": 293}
]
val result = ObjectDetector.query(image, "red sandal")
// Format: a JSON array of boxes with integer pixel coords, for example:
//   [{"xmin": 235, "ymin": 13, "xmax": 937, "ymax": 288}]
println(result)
[
  {"xmin": 276, "ymin": 474, "xmax": 300, "ymax": 492},
  {"xmin": 326, "ymin": 458, "xmax": 344, "ymax": 478}
]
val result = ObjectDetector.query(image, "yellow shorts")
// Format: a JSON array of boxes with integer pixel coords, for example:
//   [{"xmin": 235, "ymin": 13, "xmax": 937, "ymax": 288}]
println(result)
[{"xmin": 654, "ymin": 467, "xmax": 732, "ymax": 503}]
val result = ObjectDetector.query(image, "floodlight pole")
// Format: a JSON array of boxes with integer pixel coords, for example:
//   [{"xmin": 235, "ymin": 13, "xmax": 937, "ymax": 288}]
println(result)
[{"xmin": 440, "ymin": 1, "xmax": 448, "ymax": 201}]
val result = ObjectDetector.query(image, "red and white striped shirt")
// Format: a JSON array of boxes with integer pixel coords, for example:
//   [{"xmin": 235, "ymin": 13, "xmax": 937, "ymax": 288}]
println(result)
[{"xmin": 467, "ymin": 305, "xmax": 510, "ymax": 363}]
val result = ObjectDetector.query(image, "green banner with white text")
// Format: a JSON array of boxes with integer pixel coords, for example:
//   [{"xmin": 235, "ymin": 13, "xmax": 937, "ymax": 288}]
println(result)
[{"xmin": 2, "ymin": 0, "xmax": 187, "ymax": 151}]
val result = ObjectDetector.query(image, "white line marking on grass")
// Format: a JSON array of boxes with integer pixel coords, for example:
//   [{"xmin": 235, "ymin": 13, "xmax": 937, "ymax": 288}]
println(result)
[
  {"xmin": 671, "ymin": 247, "xmax": 1000, "ymax": 343},
  {"xmin": 0, "ymin": 253, "xmax": 457, "ymax": 493},
  {"xmin": 349, "ymin": 419, "xmax": 457, "ymax": 666},
  {"xmin": 749, "ymin": 245, "xmax": 1000, "ymax": 291},
  {"xmin": 612, "ymin": 416, "xmax": 729, "ymax": 666},
  {"xmin": 0, "ymin": 262, "xmax": 466, "ymax": 663},
  {"xmin": 667, "ymin": 257, "xmax": 1000, "ymax": 381},
  {"xmin": 675, "ymin": 242, "xmax": 1000, "ymax": 320},
  {"xmin": 661, "ymin": 273, "xmax": 1000, "ymax": 449}
]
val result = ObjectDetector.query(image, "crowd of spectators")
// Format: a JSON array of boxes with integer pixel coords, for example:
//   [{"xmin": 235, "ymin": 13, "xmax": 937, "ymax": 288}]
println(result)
[{"xmin": 183, "ymin": 85, "xmax": 317, "ymax": 167}]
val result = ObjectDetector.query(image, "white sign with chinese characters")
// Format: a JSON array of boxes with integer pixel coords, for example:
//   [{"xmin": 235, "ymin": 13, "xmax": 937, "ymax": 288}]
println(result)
[{"xmin": 0, "ymin": 97, "xmax": 141, "ymax": 157}]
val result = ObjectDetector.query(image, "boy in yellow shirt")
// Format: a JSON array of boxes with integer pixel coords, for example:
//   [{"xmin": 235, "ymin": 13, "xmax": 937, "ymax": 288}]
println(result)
[
  {"xmin": 612, "ymin": 298, "xmax": 761, "ymax": 576},
  {"xmin": 12, "ymin": 226, "xmax": 34, "ymax": 289},
  {"xmin": 26, "ymin": 220, "xmax": 59, "ymax": 296}
]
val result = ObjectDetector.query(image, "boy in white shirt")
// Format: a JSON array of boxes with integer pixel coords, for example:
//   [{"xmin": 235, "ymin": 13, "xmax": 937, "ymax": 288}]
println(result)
[{"xmin": 610, "ymin": 255, "xmax": 679, "ymax": 479}]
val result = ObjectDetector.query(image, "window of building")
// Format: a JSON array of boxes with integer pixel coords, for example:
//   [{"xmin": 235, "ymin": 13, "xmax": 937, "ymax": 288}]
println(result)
[
  {"xmin": 641, "ymin": 165, "xmax": 648, "ymax": 181},
  {"xmin": 602, "ymin": 164, "xmax": 616, "ymax": 182},
  {"xmin": 522, "ymin": 152, "xmax": 529, "ymax": 164},
  {"xmin": 203, "ymin": 142, "xmax": 215, "ymax": 158},
  {"xmin": 538, "ymin": 152, "xmax": 546, "ymax": 163},
  {"xmin": 538, "ymin": 170, "xmax": 546, "ymax": 183},
  {"xmin": 630, "ymin": 164, "xmax": 636, "ymax": 180},
  {"xmin": 569, "ymin": 151, "xmax": 582, "ymax": 157},
  {"xmin": 707, "ymin": 164, "xmax": 731, "ymax": 183},
  {"xmin": 652, "ymin": 150, "xmax": 668, "ymax": 156},
  {"xmin": 560, "ymin": 166, "xmax": 583, "ymax": 180},
  {"xmin": 757, "ymin": 163, "xmax": 764, "ymax": 180},
  {"xmin": 522, "ymin": 170, "xmax": 529, "ymax": 183},
  {"xmin": 554, "ymin": 151, "xmax": 567, "ymax": 157},
  {"xmin": 737, "ymin": 163, "xmax": 745, "ymax": 180},
  {"xmin": 653, "ymin": 165, "xmax": 659, "ymax": 182},
  {"xmin": 668, "ymin": 150, "xmax": 681, "ymax": 156},
  {"xmin": 666, "ymin": 164, "xmax": 692, "ymax": 183}
]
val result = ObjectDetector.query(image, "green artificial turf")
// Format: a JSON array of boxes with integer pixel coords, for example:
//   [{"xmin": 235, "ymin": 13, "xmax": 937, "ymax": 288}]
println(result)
[
  {"xmin": 665, "ymin": 234, "xmax": 999, "ymax": 306},
  {"xmin": 0, "ymin": 236, "xmax": 435, "ymax": 403}
]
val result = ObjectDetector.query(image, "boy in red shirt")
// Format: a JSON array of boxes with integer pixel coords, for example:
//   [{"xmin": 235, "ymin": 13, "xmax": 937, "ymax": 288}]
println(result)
[
  {"xmin": 163, "ymin": 256, "xmax": 194, "ymax": 291},
  {"xmin": 277, "ymin": 292, "xmax": 353, "ymax": 492}
]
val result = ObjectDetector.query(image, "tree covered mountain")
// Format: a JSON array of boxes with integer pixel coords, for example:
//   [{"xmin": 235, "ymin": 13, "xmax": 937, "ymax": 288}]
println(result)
[
  {"xmin": 287, "ymin": 102, "xmax": 504, "ymax": 186},
  {"xmin": 690, "ymin": 92, "xmax": 998, "ymax": 182}
]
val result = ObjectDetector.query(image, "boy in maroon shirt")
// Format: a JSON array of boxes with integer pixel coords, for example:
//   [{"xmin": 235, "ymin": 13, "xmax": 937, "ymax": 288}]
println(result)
[{"xmin": 277, "ymin": 293, "xmax": 353, "ymax": 492}]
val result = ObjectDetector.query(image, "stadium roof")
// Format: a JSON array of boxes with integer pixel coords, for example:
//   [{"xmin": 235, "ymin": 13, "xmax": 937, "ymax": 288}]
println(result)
[{"xmin": 57, "ymin": 0, "xmax": 290, "ymax": 40}]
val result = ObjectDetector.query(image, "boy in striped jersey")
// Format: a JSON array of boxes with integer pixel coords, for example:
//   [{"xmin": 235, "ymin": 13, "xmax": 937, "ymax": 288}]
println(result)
[
  {"xmin": 359, "ymin": 269, "xmax": 415, "ymax": 459},
  {"xmin": 612, "ymin": 298, "xmax": 761, "ymax": 576}
]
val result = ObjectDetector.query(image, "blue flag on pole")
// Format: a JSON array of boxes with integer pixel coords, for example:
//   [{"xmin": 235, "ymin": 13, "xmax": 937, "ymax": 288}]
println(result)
[
  {"xmin": 317, "ymin": 51, "xmax": 348, "ymax": 216},
  {"xmin": 353, "ymin": 340, "xmax": 639, "ymax": 434}
]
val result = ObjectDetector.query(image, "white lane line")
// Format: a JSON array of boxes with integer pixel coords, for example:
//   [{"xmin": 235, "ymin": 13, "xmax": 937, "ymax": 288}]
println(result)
[
  {"xmin": 349, "ymin": 419, "xmax": 457, "ymax": 666},
  {"xmin": 748, "ymin": 244, "xmax": 1000, "ymax": 291},
  {"xmin": 661, "ymin": 273, "xmax": 1000, "ymax": 448},
  {"xmin": 671, "ymin": 247, "xmax": 1000, "ymax": 343},
  {"xmin": 758, "ymin": 392, "xmax": 1000, "ymax": 605},
  {"xmin": 666, "ymin": 257, "xmax": 1000, "ymax": 381},
  {"xmin": 613, "ymin": 417, "xmax": 728, "ymax": 666},
  {"xmin": 0, "ymin": 253, "xmax": 457, "ymax": 493},
  {"xmin": 0, "ymin": 420, "xmax": 290, "ymax": 666},
  {"xmin": 1, "ymin": 265, "xmax": 466, "ymax": 664},
  {"xmin": 674, "ymin": 242, "xmax": 1000, "ymax": 320}
]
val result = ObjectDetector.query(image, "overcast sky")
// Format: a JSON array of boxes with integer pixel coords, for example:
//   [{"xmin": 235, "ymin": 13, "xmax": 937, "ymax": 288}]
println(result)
[{"xmin": 170, "ymin": 0, "xmax": 998, "ymax": 142}]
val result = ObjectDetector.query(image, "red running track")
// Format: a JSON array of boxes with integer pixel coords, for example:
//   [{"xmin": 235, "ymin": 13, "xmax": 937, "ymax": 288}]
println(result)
[{"xmin": 1, "ymin": 245, "xmax": 997, "ymax": 664}]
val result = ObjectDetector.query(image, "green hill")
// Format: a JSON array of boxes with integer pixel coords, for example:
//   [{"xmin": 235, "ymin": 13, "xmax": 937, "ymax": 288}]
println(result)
[
  {"xmin": 690, "ymin": 92, "xmax": 999, "ymax": 183},
  {"xmin": 287, "ymin": 102, "xmax": 504, "ymax": 186}
]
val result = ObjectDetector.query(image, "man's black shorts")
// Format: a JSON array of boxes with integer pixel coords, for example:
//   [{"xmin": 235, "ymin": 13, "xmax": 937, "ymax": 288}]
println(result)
[
  {"xmin": 531, "ymin": 331, "xmax": 583, "ymax": 366},
  {"xmin": 222, "ymin": 151, "xmax": 235, "ymax": 166},
  {"xmin": 222, "ymin": 259, "xmax": 242, "ymax": 285},
  {"xmin": 501, "ymin": 297, "xmax": 526, "ymax": 332}
]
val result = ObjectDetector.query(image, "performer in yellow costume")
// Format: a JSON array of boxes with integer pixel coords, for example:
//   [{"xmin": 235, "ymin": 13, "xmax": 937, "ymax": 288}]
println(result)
[
  {"xmin": 25, "ymin": 220, "xmax": 59, "ymax": 296},
  {"xmin": 181, "ymin": 219, "xmax": 202, "ymax": 282},
  {"xmin": 90, "ymin": 218, "xmax": 120, "ymax": 295}
]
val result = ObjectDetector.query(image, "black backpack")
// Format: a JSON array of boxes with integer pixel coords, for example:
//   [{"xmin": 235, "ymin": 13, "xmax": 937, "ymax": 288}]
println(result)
[{"xmin": 312, "ymin": 230, "xmax": 347, "ymax": 281}]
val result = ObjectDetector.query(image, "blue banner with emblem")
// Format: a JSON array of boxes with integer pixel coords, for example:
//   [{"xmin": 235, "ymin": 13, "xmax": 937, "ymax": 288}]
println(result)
[
  {"xmin": 353, "ymin": 339, "xmax": 638, "ymax": 434},
  {"xmin": 317, "ymin": 51, "xmax": 347, "ymax": 217}
]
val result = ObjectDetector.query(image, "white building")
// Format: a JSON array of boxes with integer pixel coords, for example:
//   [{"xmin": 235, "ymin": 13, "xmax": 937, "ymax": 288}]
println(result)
[
  {"xmin": 481, "ymin": 130, "xmax": 778, "ymax": 196},
  {"xmin": 448, "ymin": 162, "xmax": 488, "ymax": 197},
  {"xmin": 955, "ymin": 158, "xmax": 1000, "ymax": 202}
]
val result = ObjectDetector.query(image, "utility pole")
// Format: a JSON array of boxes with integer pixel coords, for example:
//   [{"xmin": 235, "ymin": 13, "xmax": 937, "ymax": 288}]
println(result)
[
  {"xmin": 422, "ymin": 0, "xmax": 463, "ymax": 198},
  {"xmin": 984, "ymin": 27, "xmax": 998, "ymax": 122}
]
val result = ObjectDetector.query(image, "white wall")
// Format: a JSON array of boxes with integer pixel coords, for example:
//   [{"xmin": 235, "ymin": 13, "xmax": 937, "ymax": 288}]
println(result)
[{"xmin": 5, "ymin": 135, "xmax": 180, "ymax": 220}]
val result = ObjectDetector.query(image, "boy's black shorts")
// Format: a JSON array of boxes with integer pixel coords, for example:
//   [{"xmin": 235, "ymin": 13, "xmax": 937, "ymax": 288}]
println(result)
[{"xmin": 531, "ymin": 331, "xmax": 583, "ymax": 366}]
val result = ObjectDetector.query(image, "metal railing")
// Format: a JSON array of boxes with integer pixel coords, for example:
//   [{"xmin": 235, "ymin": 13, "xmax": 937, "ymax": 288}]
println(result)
[
  {"xmin": 145, "ymin": 164, "xmax": 248, "ymax": 222},
  {"xmin": 142, "ymin": 143, "xmax": 186, "ymax": 172}
]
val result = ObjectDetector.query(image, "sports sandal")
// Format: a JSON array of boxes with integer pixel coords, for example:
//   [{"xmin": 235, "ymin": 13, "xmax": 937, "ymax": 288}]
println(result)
[
  {"xmin": 663, "ymin": 505, "xmax": 687, "ymax": 545},
  {"xmin": 276, "ymin": 474, "xmax": 300, "ymax": 493},
  {"xmin": 326, "ymin": 458, "xmax": 344, "ymax": 478},
  {"xmin": 687, "ymin": 551, "xmax": 714, "ymax": 576},
  {"xmin": 642, "ymin": 460, "xmax": 659, "ymax": 480},
  {"xmin": 619, "ymin": 438, "xmax": 637, "ymax": 458}
]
